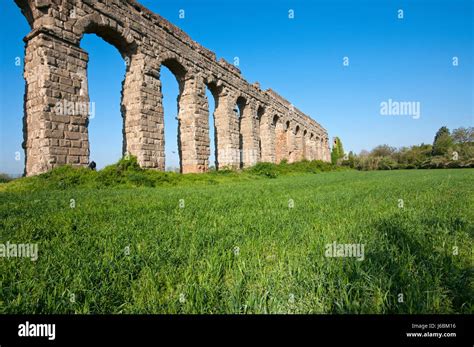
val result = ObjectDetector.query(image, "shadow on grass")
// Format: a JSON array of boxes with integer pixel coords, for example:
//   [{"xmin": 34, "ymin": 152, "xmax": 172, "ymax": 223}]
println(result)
[{"xmin": 361, "ymin": 212, "xmax": 472, "ymax": 313}]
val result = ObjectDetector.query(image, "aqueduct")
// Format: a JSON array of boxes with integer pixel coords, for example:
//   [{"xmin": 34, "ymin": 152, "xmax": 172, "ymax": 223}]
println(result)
[{"xmin": 15, "ymin": 0, "xmax": 331, "ymax": 176}]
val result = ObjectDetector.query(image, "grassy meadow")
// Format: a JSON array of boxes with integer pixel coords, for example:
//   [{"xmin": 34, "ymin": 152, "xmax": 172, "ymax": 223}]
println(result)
[{"xmin": 0, "ymin": 163, "xmax": 472, "ymax": 314}]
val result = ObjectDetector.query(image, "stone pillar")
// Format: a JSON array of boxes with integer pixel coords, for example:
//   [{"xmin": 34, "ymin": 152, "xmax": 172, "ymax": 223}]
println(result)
[
  {"xmin": 213, "ymin": 89, "xmax": 239, "ymax": 169},
  {"xmin": 311, "ymin": 136, "xmax": 317, "ymax": 160},
  {"xmin": 275, "ymin": 119, "xmax": 287, "ymax": 164},
  {"xmin": 259, "ymin": 113, "xmax": 274, "ymax": 163},
  {"xmin": 305, "ymin": 136, "xmax": 310, "ymax": 161},
  {"xmin": 255, "ymin": 106, "xmax": 265, "ymax": 164},
  {"xmin": 122, "ymin": 53, "xmax": 164, "ymax": 170},
  {"xmin": 177, "ymin": 74, "xmax": 210, "ymax": 173},
  {"xmin": 324, "ymin": 138, "xmax": 331, "ymax": 162},
  {"xmin": 240, "ymin": 100, "xmax": 259, "ymax": 168},
  {"xmin": 294, "ymin": 128, "xmax": 304, "ymax": 162},
  {"xmin": 305, "ymin": 134, "xmax": 313, "ymax": 160},
  {"xmin": 316, "ymin": 137, "xmax": 322, "ymax": 160},
  {"xmin": 287, "ymin": 126, "xmax": 295, "ymax": 163},
  {"xmin": 310, "ymin": 135, "xmax": 316, "ymax": 160},
  {"xmin": 321, "ymin": 138, "xmax": 327, "ymax": 162},
  {"xmin": 22, "ymin": 30, "xmax": 90, "ymax": 176},
  {"xmin": 313, "ymin": 137, "xmax": 318, "ymax": 160}
]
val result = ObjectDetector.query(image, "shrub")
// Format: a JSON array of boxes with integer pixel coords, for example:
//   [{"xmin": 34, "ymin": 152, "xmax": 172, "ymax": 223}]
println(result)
[
  {"xmin": 0, "ymin": 173, "xmax": 12, "ymax": 183},
  {"xmin": 377, "ymin": 157, "xmax": 398, "ymax": 170},
  {"xmin": 0, "ymin": 156, "xmax": 342, "ymax": 192},
  {"xmin": 246, "ymin": 162, "xmax": 278, "ymax": 178},
  {"xmin": 125, "ymin": 172, "xmax": 155, "ymax": 187},
  {"xmin": 38, "ymin": 165, "xmax": 95, "ymax": 189}
]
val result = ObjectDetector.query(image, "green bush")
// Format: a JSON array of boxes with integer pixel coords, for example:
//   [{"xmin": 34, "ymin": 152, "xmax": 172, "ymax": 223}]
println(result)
[
  {"xmin": 377, "ymin": 157, "xmax": 398, "ymax": 170},
  {"xmin": 246, "ymin": 162, "xmax": 279, "ymax": 178},
  {"xmin": 0, "ymin": 173, "xmax": 12, "ymax": 183},
  {"xmin": 0, "ymin": 156, "xmax": 342, "ymax": 193}
]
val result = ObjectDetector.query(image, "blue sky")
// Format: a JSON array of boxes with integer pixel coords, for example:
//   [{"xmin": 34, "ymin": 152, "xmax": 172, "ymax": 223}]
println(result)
[{"xmin": 0, "ymin": 0, "xmax": 472, "ymax": 174}]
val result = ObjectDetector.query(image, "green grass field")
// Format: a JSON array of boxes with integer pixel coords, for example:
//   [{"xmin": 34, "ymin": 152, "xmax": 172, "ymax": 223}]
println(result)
[{"xmin": 0, "ymin": 168, "xmax": 472, "ymax": 314}]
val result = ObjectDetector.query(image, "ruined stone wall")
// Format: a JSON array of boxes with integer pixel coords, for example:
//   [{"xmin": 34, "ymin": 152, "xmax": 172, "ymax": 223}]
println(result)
[{"xmin": 15, "ymin": 0, "xmax": 331, "ymax": 176}]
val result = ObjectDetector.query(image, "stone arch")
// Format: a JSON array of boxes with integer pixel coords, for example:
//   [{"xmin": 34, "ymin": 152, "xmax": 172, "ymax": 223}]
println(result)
[
  {"xmin": 20, "ymin": 9, "xmax": 149, "ymax": 174},
  {"xmin": 15, "ymin": 0, "xmax": 330, "ymax": 175},
  {"xmin": 207, "ymin": 85, "xmax": 239, "ymax": 169},
  {"xmin": 14, "ymin": 0, "xmax": 35, "ymax": 28},
  {"xmin": 205, "ymin": 79, "xmax": 222, "ymax": 102},
  {"xmin": 272, "ymin": 114, "xmax": 279, "ymax": 127},
  {"xmin": 73, "ymin": 13, "xmax": 137, "ymax": 57},
  {"xmin": 76, "ymin": 16, "xmax": 141, "ymax": 163},
  {"xmin": 235, "ymin": 96, "xmax": 247, "ymax": 114},
  {"xmin": 159, "ymin": 54, "xmax": 188, "ymax": 80},
  {"xmin": 69, "ymin": 13, "xmax": 165, "ymax": 171},
  {"xmin": 77, "ymin": 30, "xmax": 130, "ymax": 169},
  {"xmin": 156, "ymin": 56, "xmax": 189, "ymax": 171},
  {"xmin": 157, "ymin": 57, "xmax": 209, "ymax": 173}
]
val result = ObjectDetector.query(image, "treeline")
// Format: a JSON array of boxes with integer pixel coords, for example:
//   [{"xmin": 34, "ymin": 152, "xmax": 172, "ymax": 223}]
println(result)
[{"xmin": 333, "ymin": 126, "xmax": 474, "ymax": 170}]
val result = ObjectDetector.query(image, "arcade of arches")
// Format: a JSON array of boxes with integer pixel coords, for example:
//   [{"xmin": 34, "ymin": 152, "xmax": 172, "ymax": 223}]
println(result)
[{"xmin": 15, "ymin": 0, "xmax": 330, "ymax": 176}]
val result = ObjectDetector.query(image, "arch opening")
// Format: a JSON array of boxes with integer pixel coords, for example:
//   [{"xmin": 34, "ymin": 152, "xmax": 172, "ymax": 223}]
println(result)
[
  {"xmin": 77, "ymin": 17, "xmax": 137, "ymax": 59},
  {"xmin": 158, "ymin": 57, "xmax": 190, "ymax": 172},
  {"xmin": 235, "ymin": 96, "xmax": 247, "ymax": 169},
  {"xmin": 256, "ymin": 105, "xmax": 265, "ymax": 162},
  {"xmin": 80, "ymin": 33, "xmax": 127, "ymax": 170},
  {"xmin": 160, "ymin": 65, "xmax": 181, "ymax": 172},
  {"xmin": 205, "ymin": 82, "xmax": 220, "ymax": 170}
]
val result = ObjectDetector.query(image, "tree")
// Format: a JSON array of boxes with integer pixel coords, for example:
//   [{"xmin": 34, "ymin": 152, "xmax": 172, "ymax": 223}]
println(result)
[
  {"xmin": 432, "ymin": 126, "xmax": 453, "ymax": 156},
  {"xmin": 371, "ymin": 144, "xmax": 396, "ymax": 157},
  {"xmin": 452, "ymin": 127, "xmax": 474, "ymax": 144},
  {"xmin": 347, "ymin": 151, "xmax": 355, "ymax": 168},
  {"xmin": 331, "ymin": 137, "xmax": 344, "ymax": 164}
]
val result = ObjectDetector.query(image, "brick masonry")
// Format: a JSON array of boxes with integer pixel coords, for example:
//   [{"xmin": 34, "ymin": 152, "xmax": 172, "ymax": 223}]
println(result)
[{"xmin": 15, "ymin": 0, "xmax": 331, "ymax": 176}]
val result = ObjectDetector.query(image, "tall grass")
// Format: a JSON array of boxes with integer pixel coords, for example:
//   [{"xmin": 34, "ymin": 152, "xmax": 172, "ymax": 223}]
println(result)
[{"xmin": 0, "ymin": 168, "xmax": 472, "ymax": 313}]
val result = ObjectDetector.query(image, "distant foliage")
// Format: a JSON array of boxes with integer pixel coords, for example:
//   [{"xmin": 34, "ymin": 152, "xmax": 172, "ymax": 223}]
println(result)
[
  {"xmin": 432, "ymin": 126, "xmax": 453, "ymax": 156},
  {"xmin": 451, "ymin": 127, "xmax": 474, "ymax": 144},
  {"xmin": 331, "ymin": 137, "xmax": 345, "ymax": 165},
  {"xmin": 0, "ymin": 173, "xmax": 12, "ymax": 183},
  {"xmin": 247, "ymin": 160, "xmax": 339, "ymax": 178},
  {"xmin": 344, "ymin": 126, "xmax": 474, "ymax": 171}
]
